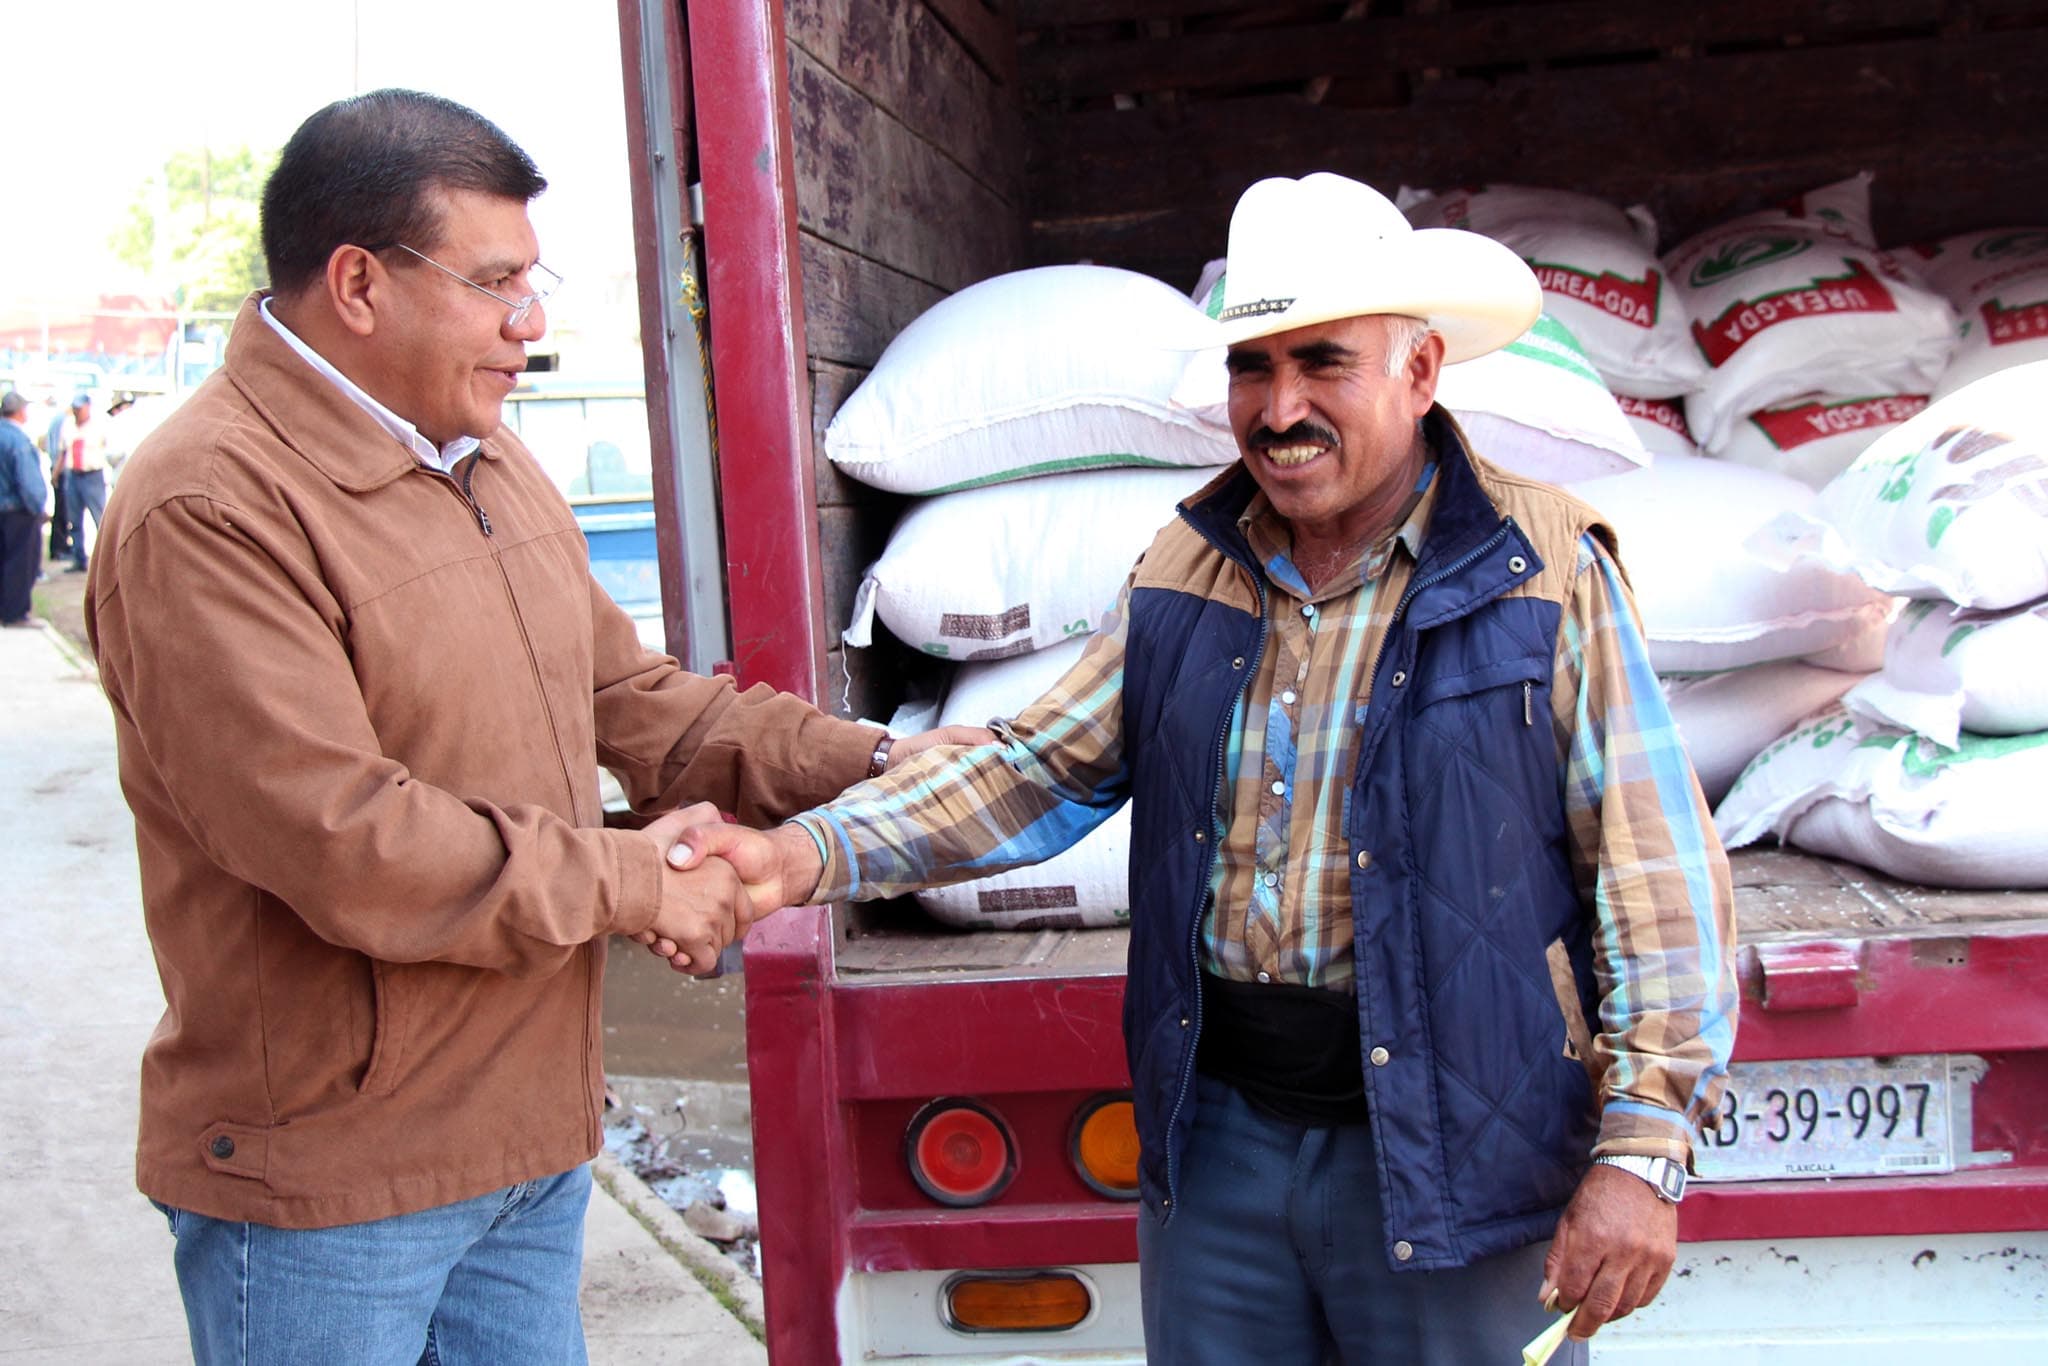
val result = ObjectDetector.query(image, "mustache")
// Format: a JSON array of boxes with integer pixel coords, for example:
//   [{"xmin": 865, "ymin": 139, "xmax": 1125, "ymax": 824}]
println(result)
[{"xmin": 1248, "ymin": 421, "xmax": 1339, "ymax": 450}]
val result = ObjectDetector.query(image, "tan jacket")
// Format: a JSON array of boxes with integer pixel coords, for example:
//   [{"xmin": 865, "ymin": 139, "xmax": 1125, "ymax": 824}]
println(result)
[{"xmin": 88, "ymin": 294, "xmax": 878, "ymax": 1227}]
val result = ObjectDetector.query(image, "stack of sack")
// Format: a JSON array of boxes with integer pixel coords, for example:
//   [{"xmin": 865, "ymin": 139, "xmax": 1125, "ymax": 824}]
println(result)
[
  {"xmin": 1718, "ymin": 361, "xmax": 2048, "ymax": 886},
  {"xmin": 1564, "ymin": 452, "xmax": 1890, "ymax": 802},
  {"xmin": 826, "ymin": 264, "xmax": 1234, "ymax": 927},
  {"xmin": 1664, "ymin": 173, "xmax": 1954, "ymax": 488},
  {"xmin": 1906, "ymin": 226, "xmax": 2048, "ymax": 397}
]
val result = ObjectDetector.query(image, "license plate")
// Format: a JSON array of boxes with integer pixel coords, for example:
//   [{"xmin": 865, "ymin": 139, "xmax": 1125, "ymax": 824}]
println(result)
[{"xmin": 1692, "ymin": 1055, "xmax": 1964, "ymax": 1182}]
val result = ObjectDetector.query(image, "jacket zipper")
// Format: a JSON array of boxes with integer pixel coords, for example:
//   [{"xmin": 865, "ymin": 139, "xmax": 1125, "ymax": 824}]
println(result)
[
  {"xmin": 460, "ymin": 458, "xmax": 493, "ymax": 537},
  {"xmin": 1162, "ymin": 508, "xmax": 1268, "ymax": 1217}
]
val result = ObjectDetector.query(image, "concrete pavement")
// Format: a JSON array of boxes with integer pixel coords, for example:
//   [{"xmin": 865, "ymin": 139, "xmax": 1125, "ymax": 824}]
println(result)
[{"xmin": 0, "ymin": 618, "xmax": 765, "ymax": 1365}]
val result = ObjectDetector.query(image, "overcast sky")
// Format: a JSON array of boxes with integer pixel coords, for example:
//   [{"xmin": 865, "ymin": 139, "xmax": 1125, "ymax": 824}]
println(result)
[{"xmin": 2, "ymin": 0, "xmax": 641, "ymax": 358}]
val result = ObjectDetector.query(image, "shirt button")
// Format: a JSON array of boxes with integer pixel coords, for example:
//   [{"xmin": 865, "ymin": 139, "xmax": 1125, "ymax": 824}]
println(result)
[
  {"xmin": 1270, "ymin": 780, "xmax": 1285, "ymax": 796},
  {"xmin": 1370, "ymin": 1046, "xmax": 1391, "ymax": 1066},
  {"xmin": 1281, "ymin": 689, "xmax": 1297, "ymax": 705},
  {"xmin": 1301, "ymin": 604, "xmax": 1315, "ymax": 619},
  {"xmin": 1393, "ymin": 1240, "xmax": 1414, "ymax": 1262},
  {"xmin": 210, "ymin": 1135, "xmax": 235, "ymax": 1159},
  {"xmin": 1256, "ymin": 972, "xmax": 1271, "ymax": 984},
  {"xmin": 1356, "ymin": 850, "xmax": 1372, "ymax": 870},
  {"xmin": 1262, "ymin": 872, "xmax": 1278, "ymax": 888}
]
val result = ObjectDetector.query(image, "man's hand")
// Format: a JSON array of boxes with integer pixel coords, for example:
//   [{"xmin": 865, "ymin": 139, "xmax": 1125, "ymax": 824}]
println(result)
[
  {"xmin": 666, "ymin": 822, "xmax": 824, "ymax": 923},
  {"xmin": 628, "ymin": 803, "xmax": 747, "ymax": 976},
  {"xmin": 1538, "ymin": 1162, "xmax": 1677, "ymax": 1342},
  {"xmin": 888, "ymin": 724, "xmax": 998, "ymax": 768}
]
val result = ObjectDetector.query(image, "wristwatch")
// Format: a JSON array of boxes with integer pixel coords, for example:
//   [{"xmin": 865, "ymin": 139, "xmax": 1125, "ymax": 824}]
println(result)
[
  {"xmin": 866, "ymin": 735, "xmax": 896, "ymax": 779},
  {"xmin": 1593, "ymin": 1154, "xmax": 1687, "ymax": 1204}
]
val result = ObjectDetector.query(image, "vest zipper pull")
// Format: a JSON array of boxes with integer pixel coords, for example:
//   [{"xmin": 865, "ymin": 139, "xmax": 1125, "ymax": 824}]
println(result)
[{"xmin": 1523, "ymin": 680, "xmax": 1533, "ymax": 726}]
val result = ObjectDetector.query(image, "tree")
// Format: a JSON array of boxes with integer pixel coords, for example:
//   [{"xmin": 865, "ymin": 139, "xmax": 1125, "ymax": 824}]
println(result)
[{"xmin": 113, "ymin": 146, "xmax": 276, "ymax": 314}]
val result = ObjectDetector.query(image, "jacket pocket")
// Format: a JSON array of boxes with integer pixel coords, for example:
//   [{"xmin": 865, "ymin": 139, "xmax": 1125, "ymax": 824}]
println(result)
[
  {"xmin": 358, "ymin": 960, "xmax": 411, "ymax": 1097},
  {"xmin": 1412, "ymin": 652, "xmax": 1550, "ymax": 713}
]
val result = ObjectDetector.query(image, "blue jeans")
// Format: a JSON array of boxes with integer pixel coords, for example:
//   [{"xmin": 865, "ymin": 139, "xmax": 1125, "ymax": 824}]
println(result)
[
  {"xmin": 61, "ymin": 468, "xmax": 105, "ymax": 568},
  {"xmin": 154, "ymin": 1163, "xmax": 593, "ymax": 1365},
  {"xmin": 1138, "ymin": 1075, "xmax": 1588, "ymax": 1366}
]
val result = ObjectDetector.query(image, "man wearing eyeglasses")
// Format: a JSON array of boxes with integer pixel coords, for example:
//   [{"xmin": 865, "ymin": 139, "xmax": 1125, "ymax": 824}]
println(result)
[{"xmin": 84, "ymin": 88, "xmax": 980, "ymax": 1363}]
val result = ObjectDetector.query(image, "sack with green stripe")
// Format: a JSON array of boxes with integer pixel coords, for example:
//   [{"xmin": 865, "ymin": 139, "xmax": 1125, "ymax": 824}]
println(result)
[{"xmin": 824, "ymin": 265, "xmax": 1238, "ymax": 495}]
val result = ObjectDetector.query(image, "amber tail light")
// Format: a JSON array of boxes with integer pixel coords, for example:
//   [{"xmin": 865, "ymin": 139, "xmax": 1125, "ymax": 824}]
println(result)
[{"xmin": 944, "ymin": 1271, "xmax": 1094, "ymax": 1333}]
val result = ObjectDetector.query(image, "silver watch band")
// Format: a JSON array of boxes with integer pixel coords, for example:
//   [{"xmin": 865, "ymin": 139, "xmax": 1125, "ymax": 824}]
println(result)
[{"xmin": 1593, "ymin": 1153, "xmax": 1686, "ymax": 1203}]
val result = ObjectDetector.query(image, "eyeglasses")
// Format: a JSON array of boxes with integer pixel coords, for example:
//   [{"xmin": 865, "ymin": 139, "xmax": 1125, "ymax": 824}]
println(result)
[{"xmin": 389, "ymin": 243, "xmax": 561, "ymax": 328}]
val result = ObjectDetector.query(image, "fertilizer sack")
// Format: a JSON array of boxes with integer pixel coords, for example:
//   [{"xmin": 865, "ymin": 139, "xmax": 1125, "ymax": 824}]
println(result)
[
  {"xmin": 1844, "ymin": 596, "xmax": 2048, "ymax": 748},
  {"xmin": 1663, "ymin": 661, "xmax": 1866, "ymax": 804},
  {"xmin": 1399, "ymin": 183, "xmax": 1708, "ymax": 398},
  {"xmin": 1716, "ymin": 702, "xmax": 2048, "ymax": 889},
  {"xmin": 1751, "ymin": 360, "xmax": 2048, "ymax": 609},
  {"xmin": 1664, "ymin": 174, "xmax": 1954, "ymax": 451},
  {"xmin": 1714, "ymin": 391, "xmax": 1929, "ymax": 490},
  {"xmin": 914, "ymin": 638, "xmax": 1131, "ymax": 929},
  {"xmin": 1908, "ymin": 227, "xmax": 2048, "ymax": 398},
  {"xmin": 846, "ymin": 465, "xmax": 1214, "ymax": 660},
  {"xmin": 1617, "ymin": 396, "xmax": 1698, "ymax": 460},
  {"xmin": 1567, "ymin": 453, "xmax": 1894, "ymax": 673},
  {"xmin": 825, "ymin": 265, "xmax": 1239, "ymax": 494}
]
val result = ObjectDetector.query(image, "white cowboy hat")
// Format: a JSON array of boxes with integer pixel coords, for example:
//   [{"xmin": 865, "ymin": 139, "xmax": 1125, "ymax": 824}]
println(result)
[{"xmin": 1176, "ymin": 173, "xmax": 1541, "ymax": 363}]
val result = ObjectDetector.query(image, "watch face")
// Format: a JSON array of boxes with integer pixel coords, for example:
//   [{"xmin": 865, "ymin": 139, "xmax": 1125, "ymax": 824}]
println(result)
[{"xmin": 1656, "ymin": 1162, "xmax": 1686, "ymax": 1200}]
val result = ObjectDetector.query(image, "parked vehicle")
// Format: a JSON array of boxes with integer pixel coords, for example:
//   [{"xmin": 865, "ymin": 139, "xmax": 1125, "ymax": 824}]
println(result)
[
  {"xmin": 502, "ymin": 376, "xmax": 664, "ymax": 649},
  {"xmin": 618, "ymin": 3, "xmax": 2048, "ymax": 1360}
]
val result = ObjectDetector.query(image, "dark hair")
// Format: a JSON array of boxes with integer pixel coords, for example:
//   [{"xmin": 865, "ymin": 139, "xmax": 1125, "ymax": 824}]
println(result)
[{"xmin": 260, "ymin": 89, "xmax": 548, "ymax": 297}]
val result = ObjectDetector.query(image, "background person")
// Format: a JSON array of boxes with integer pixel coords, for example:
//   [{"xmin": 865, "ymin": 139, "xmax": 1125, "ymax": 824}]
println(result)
[
  {"xmin": 87, "ymin": 87, "xmax": 980, "ymax": 1364},
  {"xmin": 0, "ymin": 391, "xmax": 49, "ymax": 625},
  {"xmin": 54, "ymin": 393, "xmax": 107, "ymax": 571},
  {"xmin": 663, "ymin": 173, "xmax": 1739, "ymax": 1365}
]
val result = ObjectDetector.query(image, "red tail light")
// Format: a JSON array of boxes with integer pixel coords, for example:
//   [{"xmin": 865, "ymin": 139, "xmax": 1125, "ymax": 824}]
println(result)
[{"xmin": 905, "ymin": 1098, "xmax": 1016, "ymax": 1207}]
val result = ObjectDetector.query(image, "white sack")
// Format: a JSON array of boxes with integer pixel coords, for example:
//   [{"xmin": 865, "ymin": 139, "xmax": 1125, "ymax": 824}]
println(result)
[
  {"xmin": 1715, "ymin": 702, "xmax": 2048, "ymax": 888},
  {"xmin": 1665, "ymin": 174, "xmax": 1955, "ymax": 450},
  {"xmin": 1432, "ymin": 313, "xmax": 1649, "ymax": 482},
  {"xmin": 1663, "ymin": 662, "xmax": 1866, "ymax": 804},
  {"xmin": 1751, "ymin": 360, "xmax": 2048, "ymax": 609},
  {"xmin": 1909, "ymin": 227, "xmax": 2048, "ymax": 398},
  {"xmin": 1617, "ymin": 396, "xmax": 1698, "ymax": 460},
  {"xmin": 1568, "ymin": 453, "xmax": 1895, "ymax": 672},
  {"xmin": 1713, "ymin": 391, "xmax": 1929, "ymax": 490},
  {"xmin": 1844, "ymin": 597, "xmax": 2048, "ymax": 748},
  {"xmin": 1398, "ymin": 184, "xmax": 1708, "ymax": 398},
  {"xmin": 825, "ymin": 265, "xmax": 1239, "ymax": 494},
  {"xmin": 846, "ymin": 465, "xmax": 1214, "ymax": 660},
  {"xmin": 915, "ymin": 638, "xmax": 1130, "ymax": 929}
]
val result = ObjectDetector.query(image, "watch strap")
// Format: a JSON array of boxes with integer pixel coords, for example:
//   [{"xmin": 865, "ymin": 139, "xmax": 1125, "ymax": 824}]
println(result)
[{"xmin": 1593, "ymin": 1153, "xmax": 1686, "ymax": 1203}]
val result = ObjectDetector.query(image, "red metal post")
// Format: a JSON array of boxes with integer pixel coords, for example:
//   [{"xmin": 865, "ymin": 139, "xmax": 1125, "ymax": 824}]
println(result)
[
  {"xmin": 744, "ymin": 906, "xmax": 854, "ymax": 1362},
  {"xmin": 684, "ymin": 0, "xmax": 827, "ymax": 703}
]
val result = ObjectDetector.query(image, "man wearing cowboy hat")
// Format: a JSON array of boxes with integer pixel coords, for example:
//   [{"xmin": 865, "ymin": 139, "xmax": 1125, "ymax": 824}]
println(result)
[{"xmin": 661, "ymin": 173, "xmax": 1737, "ymax": 1363}]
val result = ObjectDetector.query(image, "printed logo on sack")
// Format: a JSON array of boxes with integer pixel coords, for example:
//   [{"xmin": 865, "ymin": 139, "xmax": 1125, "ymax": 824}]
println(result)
[
  {"xmin": 1970, "ymin": 230, "xmax": 2048, "ymax": 263},
  {"xmin": 1687, "ymin": 234, "xmax": 1811, "ymax": 288},
  {"xmin": 1981, "ymin": 295, "xmax": 2048, "ymax": 346},
  {"xmin": 1617, "ymin": 395, "xmax": 1688, "ymax": 435},
  {"xmin": 1528, "ymin": 260, "xmax": 1662, "ymax": 326},
  {"xmin": 1691, "ymin": 260, "xmax": 1898, "ymax": 366},
  {"xmin": 1748, "ymin": 395, "xmax": 1928, "ymax": 452}
]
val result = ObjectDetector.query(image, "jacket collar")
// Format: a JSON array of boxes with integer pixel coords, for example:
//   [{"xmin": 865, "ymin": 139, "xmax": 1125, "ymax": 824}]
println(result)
[{"xmin": 221, "ymin": 292, "xmax": 508, "ymax": 494}]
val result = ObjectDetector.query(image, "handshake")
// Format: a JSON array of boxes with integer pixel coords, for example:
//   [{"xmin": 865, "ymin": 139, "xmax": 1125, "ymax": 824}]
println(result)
[
  {"xmin": 623, "ymin": 804, "xmax": 820, "ymax": 976},
  {"xmin": 624, "ymin": 723, "xmax": 995, "ymax": 975}
]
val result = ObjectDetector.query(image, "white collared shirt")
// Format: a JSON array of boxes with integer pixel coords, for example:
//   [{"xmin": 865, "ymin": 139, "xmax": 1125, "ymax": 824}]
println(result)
[{"xmin": 259, "ymin": 297, "xmax": 482, "ymax": 476}]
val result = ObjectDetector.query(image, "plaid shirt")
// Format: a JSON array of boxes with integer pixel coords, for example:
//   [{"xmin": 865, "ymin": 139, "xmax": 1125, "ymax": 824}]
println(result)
[{"xmin": 798, "ymin": 465, "xmax": 1736, "ymax": 1157}]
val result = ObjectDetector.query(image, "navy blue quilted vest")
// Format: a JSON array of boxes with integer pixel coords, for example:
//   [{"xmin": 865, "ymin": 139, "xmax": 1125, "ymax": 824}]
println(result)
[{"xmin": 1121, "ymin": 426, "xmax": 1601, "ymax": 1272}]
